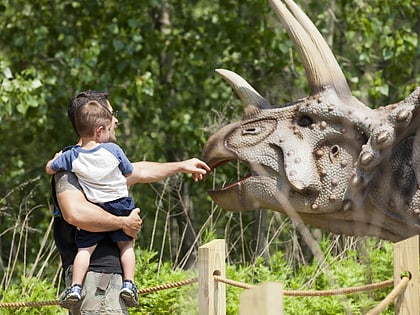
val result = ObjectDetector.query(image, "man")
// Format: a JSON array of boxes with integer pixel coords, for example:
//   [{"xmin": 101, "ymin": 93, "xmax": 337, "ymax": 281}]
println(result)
[{"xmin": 53, "ymin": 91, "xmax": 210, "ymax": 314}]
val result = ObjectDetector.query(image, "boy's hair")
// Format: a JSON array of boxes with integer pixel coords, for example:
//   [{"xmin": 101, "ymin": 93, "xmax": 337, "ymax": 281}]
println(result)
[
  {"xmin": 68, "ymin": 91, "xmax": 110, "ymax": 135},
  {"xmin": 74, "ymin": 100, "xmax": 113, "ymax": 138}
]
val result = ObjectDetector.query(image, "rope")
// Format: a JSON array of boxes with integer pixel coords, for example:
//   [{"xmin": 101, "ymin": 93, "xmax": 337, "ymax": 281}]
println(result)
[
  {"xmin": 0, "ymin": 277, "xmax": 199, "ymax": 309},
  {"xmin": 365, "ymin": 276, "xmax": 410, "ymax": 315},
  {"xmin": 137, "ymin": 277, "xmax": 198, "ymax": 295},
  {"xmin": 213, "ymin": 275, "xmax": 394, "ymax": 296},
  {"xmin": 0, "ymin": 300, "xmax": 60, "ymax": 308},
  {"xmin": 213, "ymin": 275, "xmax": 255, "ymax": 289},
  {"xmin": 283, "ymin": 280, "xmax": 394, "ymax": 297}
]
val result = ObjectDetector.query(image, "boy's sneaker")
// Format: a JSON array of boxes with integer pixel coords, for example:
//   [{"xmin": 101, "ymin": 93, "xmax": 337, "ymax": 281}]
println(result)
[
  {"xmin": 60, "ymin": 284, "xmax": 82, "ymax": 309},
  {"xmin": 120, "ymin": 280, "xmax": 139, "ymax": 307}
]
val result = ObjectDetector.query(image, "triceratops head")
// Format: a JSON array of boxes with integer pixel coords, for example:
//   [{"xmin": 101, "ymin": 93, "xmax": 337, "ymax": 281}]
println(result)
[{"xmin": 202, "ymin": 0, "xmax": 420, "ymax": 242}]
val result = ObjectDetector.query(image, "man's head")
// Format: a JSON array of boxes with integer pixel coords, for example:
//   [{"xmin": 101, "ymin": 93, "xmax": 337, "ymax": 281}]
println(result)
[
  {"xmin": 68, "ymin": 90, "xmax": 118, "ymax": 142},
  {"xmin": 74, "ymin": 101, "xmax": 113, "ymax": 143}
]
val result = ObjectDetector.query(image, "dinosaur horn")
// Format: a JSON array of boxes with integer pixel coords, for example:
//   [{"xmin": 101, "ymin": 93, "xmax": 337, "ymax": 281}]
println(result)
[
  {"xmin": 269, "ymin": 0, "xmax": 352, "ymax": 99},
  {"xmin": 215, "ymin": 69, "xmax": 272, "ymax": 117}
]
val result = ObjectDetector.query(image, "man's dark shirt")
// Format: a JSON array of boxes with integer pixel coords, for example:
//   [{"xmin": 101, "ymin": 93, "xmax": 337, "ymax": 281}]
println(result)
[{"xmin": 53, "ymin": 216, "xmax": 122, "ymax": 274}]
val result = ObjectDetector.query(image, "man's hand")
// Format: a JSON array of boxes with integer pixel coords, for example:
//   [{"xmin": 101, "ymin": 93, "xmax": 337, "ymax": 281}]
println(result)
[
  {"xmin": 122, "ymin": 208, "xmax": 142, "ymax": 239},
  {"xmin": 182, "ymin": 158, "xmax": 211, "ymax": 182}
]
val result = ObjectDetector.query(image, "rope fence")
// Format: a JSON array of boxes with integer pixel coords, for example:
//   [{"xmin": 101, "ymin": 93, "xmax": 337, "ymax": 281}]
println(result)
[
  {"xmin": 0, "ymin": 274, "xmax": 405, "ymax": 310},
  {"xmin": 0, "ymin": 275, "xmax": 398, "ymax": 309},
  {"xmin": 1, "ymin": 236, "xmax": 418, "ymax": 314},
  {"xmin": 137, "ymin": 277, "xmax": 198, "ymax": 295},
  {"xmin": 0, "ymin": 300, "xmax": 60, "ymax": 309},
  {"xmin": 365, "ymin": 276, "xmax": 410, "ymax": 315},
  {"xmin": 213, "ymin": 275, "xmax": 395, "ymax": 296}
]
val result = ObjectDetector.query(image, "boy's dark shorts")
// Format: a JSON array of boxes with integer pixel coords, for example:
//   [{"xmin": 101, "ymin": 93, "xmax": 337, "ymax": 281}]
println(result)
[{"xmin": 76, "ymin": 196, "xmax": 135, "ymax": 248}]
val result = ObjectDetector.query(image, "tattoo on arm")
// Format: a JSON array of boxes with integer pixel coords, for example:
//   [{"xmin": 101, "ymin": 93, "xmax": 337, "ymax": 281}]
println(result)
[{"xmin": 54, "ymin": 171, "xmax": 82, "ymax": 194}]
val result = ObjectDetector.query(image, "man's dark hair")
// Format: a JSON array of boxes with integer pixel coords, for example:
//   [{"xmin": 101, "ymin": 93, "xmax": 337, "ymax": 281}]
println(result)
[{"xmin": 68, "ymin": 91, "xmax": 110, "ymax": 134}]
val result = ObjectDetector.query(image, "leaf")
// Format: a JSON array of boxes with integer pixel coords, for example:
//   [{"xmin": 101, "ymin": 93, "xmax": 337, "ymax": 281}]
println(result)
[
  {"xmin": 31, "ymin": 79, "xmax": 42, "ymax": 89},
  {"xmin": 3, "ymin": 67, "xmax": 13, "ymax": 79}
]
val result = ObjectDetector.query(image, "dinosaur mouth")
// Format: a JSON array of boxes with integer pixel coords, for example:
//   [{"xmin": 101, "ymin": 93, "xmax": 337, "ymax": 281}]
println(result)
[
  {"xmin": 207, "ymin": 159, "xmax": 253, "ymax": 191},
  {"xmin": 206, "ymin": 158, "xmax": 280, "ymax": 211}
]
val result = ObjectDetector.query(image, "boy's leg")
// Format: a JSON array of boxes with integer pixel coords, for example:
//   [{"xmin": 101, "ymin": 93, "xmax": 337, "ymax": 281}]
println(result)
[
  {"xmin": 72, "ymin": 245, "xmax": 97, "ymax": 285},
  {"xmin": 61, "ymin": 245, "xmax": 97, "ymax": 309},
  {"xmin": 64, "ymin": 265, "xmax": 81, "ymax": 315},
  {"xmin": 117, "ymin": 240, "xmax": 139, "ymax": 307},
  {"xmin": 117, "ymin": 241, "xmax": 135, "ymax": 281}
]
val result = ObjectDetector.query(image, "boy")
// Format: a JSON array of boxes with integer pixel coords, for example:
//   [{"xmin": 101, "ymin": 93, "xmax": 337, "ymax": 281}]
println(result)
[{"xmin": 46, "ymin": 100, "xmax": 139, "ymax": 307}]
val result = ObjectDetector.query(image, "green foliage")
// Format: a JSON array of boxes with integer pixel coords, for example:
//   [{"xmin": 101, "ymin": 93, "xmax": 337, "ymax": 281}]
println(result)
[
  {"xmin": 0, "ymin": 276, "xmax": 62, "ymax": 315},
  {"xmin": 334, "ymin": 0, "xmax": 419, "ymax": 104},
  {"xmin": 223, "ymin": 238, "xmax": 394, "ymax": 315},
  {"xmin": 131, "ymin": 249, "xmax": 197, "ymax": 314}
]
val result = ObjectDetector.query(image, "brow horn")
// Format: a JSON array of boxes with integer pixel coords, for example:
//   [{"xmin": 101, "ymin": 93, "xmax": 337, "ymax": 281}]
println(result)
[{"xmin": 269, "ymin": 0, "xmax": 352, "ymax": 99}]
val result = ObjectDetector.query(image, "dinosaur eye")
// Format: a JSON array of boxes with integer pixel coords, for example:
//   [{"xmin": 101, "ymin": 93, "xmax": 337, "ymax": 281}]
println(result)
[
  {"xmin": 297, "ymin": 115, "xmax": 313, "ymax": 127},
  {"xmin": 330, "ymin": 145, "xmax": 340, "ymax": 157}
]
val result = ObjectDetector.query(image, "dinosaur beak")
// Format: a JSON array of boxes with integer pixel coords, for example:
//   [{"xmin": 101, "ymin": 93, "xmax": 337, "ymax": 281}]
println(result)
[{"xmin": 202, "ymin": 122, "xmax": 241, "ymax": 169}]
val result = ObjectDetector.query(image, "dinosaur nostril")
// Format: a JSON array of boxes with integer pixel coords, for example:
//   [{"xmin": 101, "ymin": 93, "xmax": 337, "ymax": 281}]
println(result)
[{"xmin": 242, "ymin": 127, "xmax": 260, "ymax": 135}]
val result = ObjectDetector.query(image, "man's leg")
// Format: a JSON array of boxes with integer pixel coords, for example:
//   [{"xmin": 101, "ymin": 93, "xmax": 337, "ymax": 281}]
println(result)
[
  {"xmin": 65, "ymin": 268, "xmax": 128, "ymax": 315},
  {"xmin": 81, "ymin": 271, "xmax": 128, "ymax": 315}
]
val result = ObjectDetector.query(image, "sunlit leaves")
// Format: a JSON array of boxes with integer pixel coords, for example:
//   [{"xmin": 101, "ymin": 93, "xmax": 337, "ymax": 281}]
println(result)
[{"xmin": 0, "ymin": 60, "xmax": 44, "ymax": 119}]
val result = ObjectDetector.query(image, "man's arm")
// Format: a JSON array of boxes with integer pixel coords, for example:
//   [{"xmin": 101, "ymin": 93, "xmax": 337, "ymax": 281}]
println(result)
[
  {"xmin": 126, "ymin": 158, "xmax": 210, "ymax": 185},
  {"xmin": 55, "ymin": 172, "xmax": 142, "ymax": 238}
]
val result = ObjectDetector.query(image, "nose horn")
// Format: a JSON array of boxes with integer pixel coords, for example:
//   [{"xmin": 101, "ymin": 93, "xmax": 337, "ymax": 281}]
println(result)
[{"xmin": 283, "ymin": 143, "xmax": 321, "ymax": 192}]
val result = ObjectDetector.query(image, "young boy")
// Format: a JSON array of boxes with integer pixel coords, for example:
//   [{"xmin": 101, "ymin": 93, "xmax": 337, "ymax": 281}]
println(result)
[{"xmin": 46, "ymin": 100, "xmax": 139, "ymax": 307}]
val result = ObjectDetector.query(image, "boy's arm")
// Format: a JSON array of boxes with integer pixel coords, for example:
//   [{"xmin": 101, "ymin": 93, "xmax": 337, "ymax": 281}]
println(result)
[
  {"xmin": 126, "ymin": 158, "xmax": 211, "ymax": 185},
  {"xmin": 55, "ymin": 171, "xmax": 142, "ymax": 238},
  {"xmin": 45, "ymin": 151, "xmax": 63, "ymax": 175}
]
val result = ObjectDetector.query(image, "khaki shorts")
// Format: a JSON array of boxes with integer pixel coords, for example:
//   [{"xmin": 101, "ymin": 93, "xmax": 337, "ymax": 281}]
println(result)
[{"xmin": 65, "ymin": 267, "xmax": 128, "ymax": 315}]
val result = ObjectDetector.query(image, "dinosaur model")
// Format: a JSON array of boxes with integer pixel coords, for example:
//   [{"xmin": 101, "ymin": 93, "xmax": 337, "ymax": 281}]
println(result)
[{"xmin": 202, "ymin": 0, "xmax": 420, "ymax": 242}]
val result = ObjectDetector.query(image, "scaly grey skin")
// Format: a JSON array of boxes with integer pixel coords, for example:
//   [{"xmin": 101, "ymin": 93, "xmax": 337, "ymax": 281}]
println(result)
[{"xmin": 202, "ymin": 0, "xmax": 420, "ymax": 242}]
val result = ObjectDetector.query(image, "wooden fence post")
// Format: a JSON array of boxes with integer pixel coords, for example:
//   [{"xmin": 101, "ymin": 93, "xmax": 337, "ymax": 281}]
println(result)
[
  {"xmin": 239, "ymin": 282, "xmax": 283, "ymax": 315},
  {"xmin": 393, "ymin": 235, "xmax": 419, "ymax": 314},
  {"xmin": 198, "ymin": 239, "xmax": 226, "ymax": 315}
]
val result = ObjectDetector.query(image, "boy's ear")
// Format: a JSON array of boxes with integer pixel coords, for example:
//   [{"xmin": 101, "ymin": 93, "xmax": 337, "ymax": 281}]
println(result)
[{"xmin": 95, "ymin": 125, "xmax": 104, "ymax": 136}]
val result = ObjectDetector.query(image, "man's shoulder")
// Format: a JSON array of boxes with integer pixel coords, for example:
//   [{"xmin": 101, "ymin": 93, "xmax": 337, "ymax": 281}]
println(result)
[
  {"xmin": 62, "ymin": 144, "xmax": 78, "ymax": 153},
  {"xmin": 101, "ymin": 142, "xmax": 122, "ymax": 150}
]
